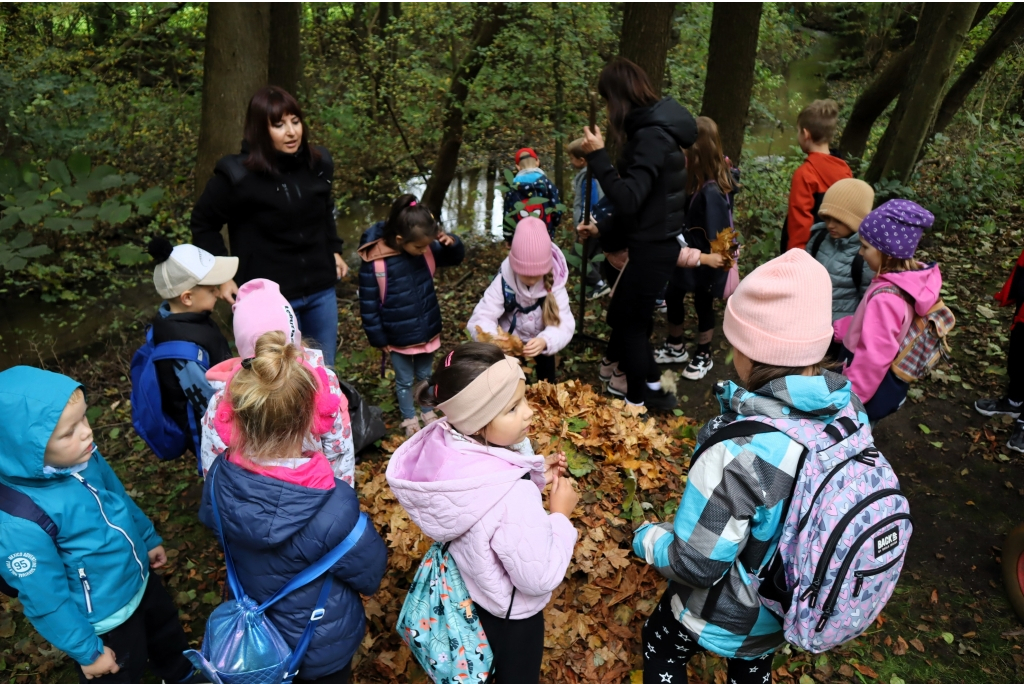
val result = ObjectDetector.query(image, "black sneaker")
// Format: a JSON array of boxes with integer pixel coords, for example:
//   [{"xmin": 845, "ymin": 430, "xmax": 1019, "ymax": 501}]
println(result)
[
  {"xmin": 975, "ymin": 396, "xmax": 1022, "ymax": 419},
  {"xmin": 682, "ymin": 352, "xmax": 714, "ymax": 380},
  {"xmin": 590, "ymin": 281, "xmax": 612, "ymax": 299},
  {"xmin": 645, "ymin": 388, "xmax": 678, "ymax": 411},
  {"xmin": 1008, "ymin": 421, "xmax": 1024, "ymax": 454}
]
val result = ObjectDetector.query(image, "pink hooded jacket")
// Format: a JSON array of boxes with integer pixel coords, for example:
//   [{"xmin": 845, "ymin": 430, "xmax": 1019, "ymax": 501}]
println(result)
[
  {"xmin": 834, "ymin": 263, "xmax": 943, "ymax": 402},
  {"xmin": 386, "ymin": 421, "xmax": 578, "ymax": 619},
  {"xmin": 466, "ymin": 244, "xmax": 575, "ymax": 355}
]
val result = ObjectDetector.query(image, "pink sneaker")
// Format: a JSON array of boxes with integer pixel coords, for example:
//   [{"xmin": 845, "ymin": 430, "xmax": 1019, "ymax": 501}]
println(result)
[
  {"xmin": 599, "ymin": 358, "xmax": 619, "ymax": 382},
  {"xmin": 420, "ymin": 410, "xmax": 440, "ymax": 426},
  {"xmin": 400, "ymin": 417, "xmax": 421, "ymax": 437},
  {"xmin": 607, "ymin": 370, "xmax": 627, "ymax": 397}
]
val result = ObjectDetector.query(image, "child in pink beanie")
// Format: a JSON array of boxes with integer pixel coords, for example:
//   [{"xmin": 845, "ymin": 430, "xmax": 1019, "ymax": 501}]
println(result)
[
  {"xmin": 467, "ymin": 217, "xmax": 575, "ymax": 382},
  {"xmin": 634, "ymin": 250, "xmax": 872, "ymax": 683},
  {"xmin": 198, "ymin": 278, "xmax": 355, "ymax": 484}
]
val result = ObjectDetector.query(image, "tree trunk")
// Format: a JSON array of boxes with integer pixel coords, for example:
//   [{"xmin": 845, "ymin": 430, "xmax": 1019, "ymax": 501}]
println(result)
[
  {"xmin": 864, "ymin": 2, "xmax": 980, "ymax": 185},
  {"xmin": 840, "ymin": 2, "xmax": 996, "ymax": 161},
  {"xmin": 931, "ymin": 3, "xmax": 1024, "ymax": 136},
  {"xmin": 700, "ymin": 2, "xmax": 763, "ymax": 163},
  {"xmin": 421, "ymin": 3, "xmax": 507, "ymax": 220},
  {"xmin": 194, "ymin": 3, "xmax": 270, "ymax": 200},
  {"xmin": 268, "ymin": 3, "xmax": 302, "ymax": 97},
  {"xmin": 618, "ymin": 3, "xmax": 677, "ymax": 96}
]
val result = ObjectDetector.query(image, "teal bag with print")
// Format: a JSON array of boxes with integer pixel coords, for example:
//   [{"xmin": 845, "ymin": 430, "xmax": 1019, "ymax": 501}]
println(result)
[{"xmin": 397, "ymin": 542, "xmax": 512, "ymax": 684}]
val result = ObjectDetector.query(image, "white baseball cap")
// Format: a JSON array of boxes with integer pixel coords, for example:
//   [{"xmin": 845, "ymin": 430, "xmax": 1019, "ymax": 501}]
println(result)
[{"xmin": 153, "ymin": 244, "xmax": 239, "ymax": 299}]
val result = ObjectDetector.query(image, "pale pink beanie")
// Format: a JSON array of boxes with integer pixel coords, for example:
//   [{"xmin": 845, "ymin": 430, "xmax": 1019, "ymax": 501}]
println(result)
[
  {"xmin": 232, "ymin": 278, "xmax": 301, "ymax": 358},
  {"xmin": 509, "ymin": 217, "xmax": 553, "ymax": 276},
  {"xmin": 723, "ymin": 249, "xmax": 833, "ymax": 367}
]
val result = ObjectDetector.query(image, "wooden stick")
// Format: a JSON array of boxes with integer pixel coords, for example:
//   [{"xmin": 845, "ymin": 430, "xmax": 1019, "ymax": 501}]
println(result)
[{"xmin": 577, "ymin": 91, "xmax": 598, "ymax": 333}]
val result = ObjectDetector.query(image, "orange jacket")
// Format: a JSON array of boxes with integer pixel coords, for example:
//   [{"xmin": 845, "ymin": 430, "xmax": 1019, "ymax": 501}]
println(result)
[{"xmin": 783, "ymin": 152, "xmax": 852, "ymax": 251}]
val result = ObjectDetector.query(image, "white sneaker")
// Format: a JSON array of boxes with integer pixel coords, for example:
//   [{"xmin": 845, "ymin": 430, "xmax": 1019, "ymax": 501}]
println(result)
[
  {"xmin": 655, "ymin": 299, "xmax": 667, "ymax": 313},
  {"xmin": 590, "ymin": 281, "xmax": 612, "ymax": 299},
  {"xmin": 681, "ymin": 352, "xmax": 713, "ymax": 380},
  {"xmin": 654, "ymin": 343, "xmax": 689, "ymax": 365}
]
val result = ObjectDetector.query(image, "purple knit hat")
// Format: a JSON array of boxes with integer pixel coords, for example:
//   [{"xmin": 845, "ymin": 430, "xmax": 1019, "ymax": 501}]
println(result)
[{"xmin": 858, "ymin": 199, "xmax": 934, "ymax": 259}]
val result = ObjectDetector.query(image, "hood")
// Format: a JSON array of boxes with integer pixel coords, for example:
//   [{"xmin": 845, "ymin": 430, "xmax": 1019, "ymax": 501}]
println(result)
[
  {"xmin": 877, "ymin": 263, "xmax": 943, "ymax": 315},
  {"xmin": 0, "ymin": 366, "xmax": 82, "ymax": 481},
  {"xmin": 358, "ymin": 221, "xmax": 401, "ymax": 263},
  {"xmin": 513, "ymin": 169, "xmax": 547, "ymax": 184},
  {"xmin": 212, "ymin": 457, "xmax": 334, "ymax": 549},
  {"xmin": 207, "ymin": 357, "xmax": 242, "ymax": 385},
  {"xmin": 625, "ymin": 97, "xmax": 698, "ymax": 148},
  {"xmin": 385, "ymin": 421, "xmax": 544, "ymax": 541},
  {"xmin": 499, "ymin": 244, "xmax": 570, "ymax": 298},
  {"xmin": 805, "ymin": 152, "xmax": 852, "ymax": 187}
]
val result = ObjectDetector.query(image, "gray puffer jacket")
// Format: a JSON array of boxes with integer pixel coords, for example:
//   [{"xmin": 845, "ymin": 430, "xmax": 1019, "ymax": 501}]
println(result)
[{"xmin": 806, "ymin": 222, "xmax": 876, "ymax": 321}]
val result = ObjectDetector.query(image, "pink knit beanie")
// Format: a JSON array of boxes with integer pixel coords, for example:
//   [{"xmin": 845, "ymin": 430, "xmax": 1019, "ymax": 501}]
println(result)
[
  {"xmin": 509, "ymin": 217, "xmax": 553, "ymax": 276},
  {"xmin": 723, "ymin": 250, "xmax": 833, "ymax": 367},
  {"xmin": 232, "ymin": 278, "xmax": 301, "ymax": 358}
]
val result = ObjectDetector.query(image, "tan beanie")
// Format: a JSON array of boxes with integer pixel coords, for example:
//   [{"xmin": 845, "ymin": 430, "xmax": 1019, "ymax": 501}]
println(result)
[{"xmin": 818, "ymin": 178, "xmax": 874, "ymax": 231}]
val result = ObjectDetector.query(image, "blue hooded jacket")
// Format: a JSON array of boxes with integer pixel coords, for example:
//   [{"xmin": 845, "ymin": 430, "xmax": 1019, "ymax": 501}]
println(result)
[
  {"xmin": 357, "ymin": 221, "xmax": 465, "ymax": 349},
  {"xmin": 0, "ymin": 366, "xmax": 161, "ymax": 666},
  {"xmin": 200, "ymin": 457, "xmax": 388, "ymax": 679}
]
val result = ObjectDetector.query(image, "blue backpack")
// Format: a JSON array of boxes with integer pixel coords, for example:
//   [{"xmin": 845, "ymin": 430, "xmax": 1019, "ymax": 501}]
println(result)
[
  {"xmin": 129, "ymin": 327, "xmax": 209, "ymax": 467},
  {"xmin": 185, "ymin": 463, "xmax": 368, "ymax": 684},
  {"xmin": 0, "ymin": 482, "xmax": 61, "ymax": 598}
]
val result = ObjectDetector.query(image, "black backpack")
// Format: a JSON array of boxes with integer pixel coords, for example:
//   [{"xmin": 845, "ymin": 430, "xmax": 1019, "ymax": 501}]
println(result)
[{"xmin": 809, "ymin": 228, "xmax": 866, "ymax": 293}]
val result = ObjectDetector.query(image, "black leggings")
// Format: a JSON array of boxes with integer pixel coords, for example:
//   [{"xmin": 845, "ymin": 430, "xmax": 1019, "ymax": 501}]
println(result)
[
  {"xmin": 642, "ymin": 596, "xmax": 773, "ymax": 684},
  {"xmin": 605, "ymin": 243, "xmax": 678, "ymax": 403},
  {"xmin": 666, "ymin": 283, "xmax": 715, "ymax": 333},
  {"xmin": 75, "ymin": 573, "xmax": 192, "ymax": 684},
  {"xmin": 533, "ymin": 354, "xmax": 556, "ymax": 383},
  {"xmin": 476, "ymin": 605, "xmax": 544, "ymax": 683}
]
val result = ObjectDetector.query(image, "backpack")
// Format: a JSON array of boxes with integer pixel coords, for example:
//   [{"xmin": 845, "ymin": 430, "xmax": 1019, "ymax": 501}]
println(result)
[
  {"xmin": 129, "ymin": 326, "xmax": 209, "ymax": 468},
  {"xmin": 500, "ymin": 276, "xmax": 544, "ymax": 335},
  {"xmin": 185, "ymin": 463, "xmax": 368, "ymax": 684},
  {"xmin": 809, "ymin": 228, "xmax": 866, "ymax": 292},
  {"xmin": 871, "ymin": 284, "xmax": 956, "ymax": 382},
  {"xmin": 0, "ymin": 482, "xmax": 61, "ymax": 598},
  {"xmin": 690, "ymin": 417, "xmax": 913, "ymax": 653}
]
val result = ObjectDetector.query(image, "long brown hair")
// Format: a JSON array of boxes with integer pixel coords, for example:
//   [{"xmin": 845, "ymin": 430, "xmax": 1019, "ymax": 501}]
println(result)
[
  {"xmin": 413, "ymin": 343, "xmax": 506, "ymax": 407},
  {"xmin": 243, "ymin": 86, "xmax": 321, "ymax": 175},
  {"xmin": 541, "ymin": 272, "xmax": 560, "ymax": 328},
  {"xmin": 597, "ymin": 57, "xmax": 658, "ymax": 146},
  {"xmin": 877, "ymin": 254, "xmax": 921, "ymax": 275},
  {"xmin": 686, "ymin": 116, "xmax": 734, "ymax": 196}
]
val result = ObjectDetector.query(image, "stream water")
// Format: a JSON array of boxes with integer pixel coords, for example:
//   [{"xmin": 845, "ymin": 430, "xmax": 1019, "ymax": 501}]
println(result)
[{"xmin": 0, "ymin": 32, "xmax": 840, "ymax": 368}]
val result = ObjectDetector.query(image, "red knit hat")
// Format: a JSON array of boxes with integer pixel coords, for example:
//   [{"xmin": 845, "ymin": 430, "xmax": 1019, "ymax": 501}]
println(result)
[
  {"xmin": 509, "ymin": 217, "xmax": 552, "ymax": 277},
  {"xmin": 515, "ymin": 147, "xmax": 538, "ymax": 164}
]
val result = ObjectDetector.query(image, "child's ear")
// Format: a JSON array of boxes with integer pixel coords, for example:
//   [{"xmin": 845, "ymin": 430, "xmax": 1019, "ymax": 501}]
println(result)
[
  {"xmin": 394, "ymin": 235, "xmax": 404, "ymax": 245},
  {"xmin": 179, "ymin": 290, "xmax": 193, "ymax": 306}
]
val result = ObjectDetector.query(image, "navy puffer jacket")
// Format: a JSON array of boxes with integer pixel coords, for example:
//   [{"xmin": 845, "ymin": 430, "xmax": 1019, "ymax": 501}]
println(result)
[
  {"xmin": 199, "ymin": 458, "xmax": 387, "ymax": 679},
  {"xmin": 357, "ymin": 221, "xmax": 465, "ymax": 349}
]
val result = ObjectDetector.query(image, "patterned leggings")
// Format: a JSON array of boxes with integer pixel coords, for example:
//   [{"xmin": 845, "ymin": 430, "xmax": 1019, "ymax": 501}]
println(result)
[{"xmin": 642, "ymin": 599, "xmax": 774, "ymax": 684}]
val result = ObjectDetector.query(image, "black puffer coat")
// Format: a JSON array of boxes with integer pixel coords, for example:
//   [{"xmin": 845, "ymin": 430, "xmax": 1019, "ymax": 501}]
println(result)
[
  {"xmin": 586, "ymin": 98, "xmax": 697, "ymax": 246},
  {"xmin": 190, "ymin": 144, "xmax": 342, "ymax": 301}
]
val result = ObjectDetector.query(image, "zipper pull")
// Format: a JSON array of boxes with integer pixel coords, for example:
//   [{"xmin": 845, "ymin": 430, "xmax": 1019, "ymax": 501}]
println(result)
[
  {"xmin": 800, "ymin": 579, "xmax": 821, "ymax": 607},
  {"xmin": 853, "ymin": 574, "xmax": 864, "ymax": 598},
  {"xmin": 815, "ymin": 610, "xmax": 831, "ymax": 633}
]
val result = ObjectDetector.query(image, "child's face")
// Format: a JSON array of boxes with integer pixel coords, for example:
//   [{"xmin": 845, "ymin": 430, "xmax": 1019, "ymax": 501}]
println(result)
[
  {"xmin": 569, "ymin": 155, "xmax": 586, "ymax": 170},
  {"xmin": 481, "ymin": 380, "xmax": 533, "ymax": 447},
  {"xmin": 177, "ymin": 285, "xmax": 220, "ymax": 313},
  {"xmin": 825, "ymin": 217, "xmax": 855, "ymax": 240},
  {"xmin": 397, "ymin": 233, "xmax": 435, "ymax": 257},
  {"xmin": 517, "ymin": 273, "xmax": 543, "ymax": 287},
  {"xmin": 859, "ymin": 238, "xmax": 883, "ymax": 273},
  {"xmin": 44, "ymin": 393, "xmax": 94, "ymax": 469},
  {"xmin": 732, "ymin": 347, "xmax": 752, "ymax": 384}
]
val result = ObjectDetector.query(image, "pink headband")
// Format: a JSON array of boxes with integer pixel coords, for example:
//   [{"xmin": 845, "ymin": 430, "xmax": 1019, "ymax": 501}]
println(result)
[{"xmin": 436, "ymin": 356, "xmax": 525, "ymax": 434}]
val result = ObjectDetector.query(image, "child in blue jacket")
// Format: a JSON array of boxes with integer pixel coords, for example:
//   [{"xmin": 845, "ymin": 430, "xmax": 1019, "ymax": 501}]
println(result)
[
  {"xmin": 0, "ymin": 366, "xmax": 192, "ymax": 683},
  {"xmin": 358, "ymin": 194, "xmax": 465, "ymax": 436}
]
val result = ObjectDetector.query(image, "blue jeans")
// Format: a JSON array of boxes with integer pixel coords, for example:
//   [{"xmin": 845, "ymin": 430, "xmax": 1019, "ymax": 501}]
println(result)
[
  {"xmin": 391, "ymin": 351, "xmax": 435, "ymax": 420},
  {"xmin": 288, "ymin": 286, "xmax": 339, "ymax": 367}
]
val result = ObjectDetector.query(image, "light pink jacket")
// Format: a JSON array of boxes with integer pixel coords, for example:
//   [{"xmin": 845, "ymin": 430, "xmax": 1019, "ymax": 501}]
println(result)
[
  {"xmin": 834, "ymin": 264, "xmax": 943, "ymax": 402},
  {"xmin": 466, "ymin": 245, "xmax": 575, "ymax": 355},
  {"xmin": 386, "ymin": 421, "xmax": 577, "ymax": 619}
]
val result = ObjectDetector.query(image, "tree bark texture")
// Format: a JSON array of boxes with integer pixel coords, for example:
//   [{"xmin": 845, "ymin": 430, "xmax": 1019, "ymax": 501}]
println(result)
[
  {"xmin": 194, "ymin": 2, "xmax": 270, "ymax": 200},
  {"xmin": 700, "ymin": 2, "xmax": 763, "ymax": 163},
  {"xmin": 864, "ymin": 3, "xmax": 979, "ymax": 185},
  {"xmin": 421, "ymin": 3, "xmax": 507, "ymax": 220},
  {"xmin": 618, "ymin": 3, "xmax": 677, "ymax": 97},
  {"xmin": 268, "ymin": 2, "xmax": 302, "ymax": 97},
  {"xmin": 840, "ymin": 2, "xmax": 996, "ymax": 161},
  {"xmin": 931, "ymin": 3, "xmax": 1024, "ymax": 136}
]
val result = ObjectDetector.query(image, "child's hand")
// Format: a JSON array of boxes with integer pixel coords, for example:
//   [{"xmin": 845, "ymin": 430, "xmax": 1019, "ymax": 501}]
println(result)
[
  {"xmin": 544, "ymin": 451, "xmax": 567, "ymax": 484},
  {"xmin": 82, "ymin": 646, "xmax": 119, "ymax": 680},
  {"xmin": 436, "ymin": 231, "xmax": 455, "ymax": 247},
  {"xmin": 334, "ymin": 253, "xmax": 349, "ymax": 279},
  {"xmin": 218, "ymin": 280, "xmax": 239, "ymax": 304},
  {"xmin": 581, "ymin": 125, "xmax": 604, "ymax": 153},
  {"xmin": 700, "ymin": 252, "xmax": 725, "ymax": 269},
  {"xmin": 148, "ymin": 545, "xmax": 167, "ymax": 569},
  {"xmin": 549, "ymin": 473, "xmax": 579, "ymax": 518},
  {"xmin": 576, "ymin": 221, "xmax": 598, "ymax": 239},
  {"xmin": 522, "ymin": 338, "xmax": 547, "ymax": 358}
]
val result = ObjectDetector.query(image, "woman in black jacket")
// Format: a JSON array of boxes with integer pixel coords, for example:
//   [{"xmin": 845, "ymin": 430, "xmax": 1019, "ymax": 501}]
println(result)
[
  {"xmin": 191, "ymin": 86, "xmax": 346, "ymax": 367},
  {"xmin": 577, "ymin": 58, "xmax": 697, "ymax": 409}
]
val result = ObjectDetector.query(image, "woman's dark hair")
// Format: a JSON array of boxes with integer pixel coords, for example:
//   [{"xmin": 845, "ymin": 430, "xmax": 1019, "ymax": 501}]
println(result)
[
  {"xmin": 413, "ymin": 342, "xmax": 506, "ymax": 408},
  {"xmin": 597, "ymin": 57, "xmax": 659, "ymax": 145},
  {"xmin": 243, "ymin": 86, "xmax": 320, "ymax": 174},
  {"xmin": 383, "ymin": 194, "xmax": 439, "ymax": 249}
]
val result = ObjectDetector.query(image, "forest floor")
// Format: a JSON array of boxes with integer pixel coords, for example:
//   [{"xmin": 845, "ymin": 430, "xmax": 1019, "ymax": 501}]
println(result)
[{"xmin": 2, "ymin": 219, "xmax": 1024, "ymax": 684}]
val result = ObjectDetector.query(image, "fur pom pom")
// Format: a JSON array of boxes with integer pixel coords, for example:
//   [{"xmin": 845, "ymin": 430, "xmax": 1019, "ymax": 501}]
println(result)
[{"xmin": 147, "ymin": 237, "xmax": 174, "ymax": 264}]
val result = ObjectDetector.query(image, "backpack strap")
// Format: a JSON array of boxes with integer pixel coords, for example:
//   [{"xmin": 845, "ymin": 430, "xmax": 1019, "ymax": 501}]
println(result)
[
  {"xmin": 373, "ymin": 258, "xmax": 387, "ymax": 303},
  {"xmin": 151, "ymin": 340, "xmax": 209, "ymax": 367},
  {"xmin": 424, "ymin": 247, "xmax": 436, "ymax": 277},
  {"xmin": 808, "ymin": 228, "xmax": 828, "ymax": 258},
  {"xmin": 689, "ymin": 420, "xmax": 781, "ymax": 468},
  {"xmin": 851, "ymin": 253, "xmax": 865, "ymax": 292},
  {"xmin": 0, "ymin": 482, "xmax": 61, "ymax": 597}
]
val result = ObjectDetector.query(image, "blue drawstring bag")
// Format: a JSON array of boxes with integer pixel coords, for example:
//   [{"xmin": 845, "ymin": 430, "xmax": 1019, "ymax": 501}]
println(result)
[{"xmin": 185, "ymin": 464, "xmax": 368, "ymax": 684}]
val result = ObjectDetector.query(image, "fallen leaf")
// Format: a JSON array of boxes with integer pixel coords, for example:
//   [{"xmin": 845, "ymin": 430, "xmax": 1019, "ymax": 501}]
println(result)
[
  {"xmin": 853, "ymin": 663, "xmax": 879, "ymax": 678},
  {"xmin": 709, "ymin": 227, "xmax": 738, "ymax": 269},
  {"xmin": 910, "ymin": 638, "xmax": 926, "ymax": 652},
  {"xmin": 930, "ymin": 588, "xmax": 939, "ymax": 604},
  {"xmin": 838, "ymin": 664, "xmax": 855, "ymax": 678},
  {"xmin": 893, "ymin": 636, "xmax": 909, "ymax": 655},
  {"xmin": 963, "ymin": 631, "xmax": 976, "ymax": 638},
  {"xmin": 474, "ymin": 326, "xmax": 525, "ymax": 356},
  {"xmin": 918, "ymin": 423, "xmax": 932, "ymax": 434},
  {"xmin": 941, "ymin": 632, "xmax": 954, "ymax": 644}
]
